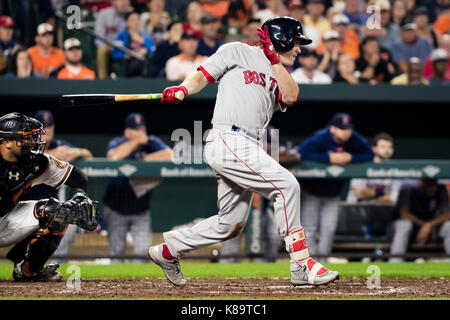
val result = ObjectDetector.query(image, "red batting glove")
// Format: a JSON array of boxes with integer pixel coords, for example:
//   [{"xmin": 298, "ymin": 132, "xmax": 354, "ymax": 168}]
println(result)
[
  {"xmin": 161, "ymin": 85, "xmax": 188, "ymax": 104},
  {"xmin": 257, "ymin": 26, "xmax": 280, "ymax": 65}
]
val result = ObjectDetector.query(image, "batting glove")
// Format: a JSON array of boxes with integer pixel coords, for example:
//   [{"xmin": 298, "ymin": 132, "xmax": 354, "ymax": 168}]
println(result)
[
  {"xmin": 258, "ymin": 26, "xmax": 280, "ymax": 65},
  {"xmin": 161, "ymin": 86, "xmax": 188, "ymax": 104}
]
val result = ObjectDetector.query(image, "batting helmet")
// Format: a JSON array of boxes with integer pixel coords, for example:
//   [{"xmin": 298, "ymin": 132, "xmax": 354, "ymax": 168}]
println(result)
[
  {"xmin": 262, "ymin": 16, "xmax": 312, "ymax": 52},
  {"xmin": 0, "ymin": 112, "xmax": 46, "ymax": 155}
]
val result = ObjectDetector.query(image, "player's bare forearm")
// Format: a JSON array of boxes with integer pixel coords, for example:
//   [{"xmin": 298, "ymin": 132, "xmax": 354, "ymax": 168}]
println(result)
[
  {"xmin": 427, "ymin": 211, "xmax": 450, "ymax": 227},
  {"xmin": 180, "ymin": 70, "xmax": 210, "ymax": 95},
  {"xmin": 271, "ymin": 63, "xmax": 299, "ymax": 106},
  {"xmin": 107, "ymin": 139, "xmax": 141, "ymax": 160},
  {"xmin": 143, "ymin": 148, "xmax": 173, "ymax": 161},
  {"xmin": 400, "ymin": 208, "xmax": 426, "ymax": 226}
]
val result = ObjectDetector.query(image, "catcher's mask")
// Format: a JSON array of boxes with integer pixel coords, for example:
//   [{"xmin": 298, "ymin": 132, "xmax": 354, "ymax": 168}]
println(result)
[{"xmin": 0, "ymin": 112, "xmax": 47, "ymax": 158}]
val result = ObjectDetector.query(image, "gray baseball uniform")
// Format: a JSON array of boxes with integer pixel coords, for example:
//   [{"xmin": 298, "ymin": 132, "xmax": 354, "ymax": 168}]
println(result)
[{"xmin": 163, "ymin": 42, "xmax": 302, "ymax": 269}]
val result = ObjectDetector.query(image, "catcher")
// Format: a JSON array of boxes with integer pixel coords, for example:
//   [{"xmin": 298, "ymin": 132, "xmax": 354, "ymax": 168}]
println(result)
[{"xmin": 0, "ymin": 112, "xmax": 98, "ymax": 281}]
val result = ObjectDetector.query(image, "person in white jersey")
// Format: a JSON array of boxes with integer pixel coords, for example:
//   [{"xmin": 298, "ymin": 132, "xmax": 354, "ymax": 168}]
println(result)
[{"xmin": 149, "ymin": 16, "xmax": 340, "ymax": 287}]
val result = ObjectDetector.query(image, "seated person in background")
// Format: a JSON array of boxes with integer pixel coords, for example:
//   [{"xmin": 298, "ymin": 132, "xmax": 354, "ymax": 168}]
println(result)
[
  {"xmin": 112, "ymin": 10, "xmax": 156, "ymax": 77},
  {"xmin": 390, "ymin": 17, "xmax": 433, "ymax": 74},
  {"xmin": 165, "ymin": 32, "xmax": 206, "ymax": 81},
  {"xmin": 316, "ymin": 14, "xmax": 360, "ymax": 60},
  {"xmin": 28, "ymin": 23, "xmax": 65, "ymax": 78},
  {"xmin": 347, "ymin": 132, "xmax": 402, "ymax": 204},
  {"xmin": 50, "ymin": 38, "xmax": 96, "ymax": 80},
  {"xmin": 389, "ymin": 179, "xmax": 450, "ymax": 262},
  {"xmin": 140, "ymin": 0, "xmax": 171, "ymax": 44},
  {"xmin": 391, "ymin": 56, "xmax": 430, "ymax": 85},
  {"xmin": 242, "ymin": 18, "xmax": 262, "ymax": 47},
  {"xmin": 94, "ymin": 0, "xmax": 130, "ymax": 78},
  {"xmin": 413, "ymin": 6, "xmax": 438, "ymax": 48},
  {"xmin": 303, "ymin": 0, "xmax": 331, "ymax": 36},
  {"xmin": 355, "ymin": 36, "xmax": 391, "ymax": 83},
  {"xmin": 197, "ymin": 13, "xmax": 223, "ymax": 57},
  {"xmin": 104, "ymin": 112, "xmax": 173, "ymax": 263},
  {"xmin": 291, "ymin": 48, "xmax": 332, "ymax": 84},
  {"xmin": 422, "ymin": 34, "xmax": 450, "ymax": 81},
  {"xmin": 334, "ymin": 52, "xmax": 369, "ymax": 84},
  {"xmin": 0, "ymin": 15, "xmax": 21, "ymax": 74},
  {"xmin": 148, "ymin": 20, "xmax": 183, "ymax": 78},
  {"xmin": 427, "ymin": 48, "xmax": 450, "ymax": 85},
  {"xmin": 183, "ymin": 1, "xmax": 204, "ymax": 39},
  {"xmin": 317, "ymin": 30, "xmax": 341, "ymax": 80},
  {"xmin": 4, "ymin": 47, "xmax": 38, "ymax": 78}
]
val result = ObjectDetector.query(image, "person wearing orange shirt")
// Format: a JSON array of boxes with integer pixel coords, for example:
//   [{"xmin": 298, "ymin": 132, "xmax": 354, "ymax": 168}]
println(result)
[
  {"xmin": 50, "ymin": 38, "xmax": 96, "ymax": 80},
  {"xmin": 316, "ymin": 14, "xmax": 360, "ymax": 60},
  {"xmin": 27, "ymin": 23, "xmax": 65, "ymax": 78}
]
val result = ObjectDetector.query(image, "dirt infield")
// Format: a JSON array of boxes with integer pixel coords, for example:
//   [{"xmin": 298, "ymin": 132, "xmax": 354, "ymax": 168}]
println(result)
[{"xmin": 1, "ymin": 277, "xmax": 449, "ymax": 299}]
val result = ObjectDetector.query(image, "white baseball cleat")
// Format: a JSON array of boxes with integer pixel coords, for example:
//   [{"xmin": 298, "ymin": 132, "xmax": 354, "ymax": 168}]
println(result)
[
  {"xmin": 291, "ymin": 258, "xmax": 339, "ymax": 286},
  {"xmin": 148, "ymin": 244, "xmax": 187, "ymax": 287}
]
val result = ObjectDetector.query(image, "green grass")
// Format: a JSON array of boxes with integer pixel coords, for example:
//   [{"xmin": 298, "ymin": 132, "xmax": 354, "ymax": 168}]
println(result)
[{"xmin": 1, "ymin": 261, "xmax": 450, "ymax": 279}]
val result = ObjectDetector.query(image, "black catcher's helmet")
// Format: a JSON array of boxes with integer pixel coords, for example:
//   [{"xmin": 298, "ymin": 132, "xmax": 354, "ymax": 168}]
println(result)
[
  {"xmin": 0, "ymin": 112, "xmax": 46, "ymax": 156},
  {"xmin": 262, "ymin": 16, "xmax": 312, "ymax": 52}
]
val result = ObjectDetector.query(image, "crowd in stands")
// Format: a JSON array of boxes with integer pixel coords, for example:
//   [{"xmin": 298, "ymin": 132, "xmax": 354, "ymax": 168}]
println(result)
[{"xmin": 0, "ymin": 0, "xmax": 449, "ymax": 84}]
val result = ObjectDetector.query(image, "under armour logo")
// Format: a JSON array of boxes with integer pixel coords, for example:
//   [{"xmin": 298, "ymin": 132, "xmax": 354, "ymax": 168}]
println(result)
[{"xmin": 8, "ymin": 171, "xmax": 20, "ymax": 181}]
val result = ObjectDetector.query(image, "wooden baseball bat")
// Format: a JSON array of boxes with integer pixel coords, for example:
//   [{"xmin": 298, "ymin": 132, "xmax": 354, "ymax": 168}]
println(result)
[{"xmin": 59, "ymin": 92, "xmax": 184, "ymax": 107}]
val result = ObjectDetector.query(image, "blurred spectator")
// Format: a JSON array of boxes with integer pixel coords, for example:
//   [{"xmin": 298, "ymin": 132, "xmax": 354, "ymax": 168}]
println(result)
[
  {"xmin": 140, "ymin": 0, "xmax": 171, "ymax": 44},
  {"xmin": 355, "ymin": 36, "xmax": 391, "ymax": 83},
  {"xmin": 317, "ymin": 13, "xmax": 360, "ymax": 59},
  {"xmin": 0, "ymin": 15, "xmax": 20, "ymax": 75},
  {"xmin": 94, "ymin": 0, "xmax": 131, "ymax": 78},
  {"xmin": 389, "ymin": 179, "xmax": 450, "ymax": 263},
  {"xmin": 148, "ymin": 20, "xmax": 183, "ymax": 78},
  {"xmin": 112, "ymin": 11, "xmax": 156, "ymax": 77},
  {"xmin": 391, "ymin": 17, "xmax": 434, "ymax": 74},
  {"xmin": 423, "ymin": 34, "xmax": 450, "ymax": 80},
  {"xmin": 427, "ymin": 48, "xmax": 450, "ymax": 85},
  {"xmin": 342, "ymin": 0, "xmax": 368, "ymax": 29},
  {"xmin": 23, "ymin": 109, "xmax": 93, "ymax": 263},
  {"xmin": 347, "ymin": 132, "xmax": 402, "ymax": 204},
  {"xmin": 298, "ymin": 113, "xmax": 374, "ymax": 260},
  {"xmin": 334, "ymin": 52, "xmax": 369, "ymax": 83},
  {"xmin": 183, "ymin": 1, "xmax": 204, "ymax": 39},
  {"xmin": 291, "ymin": 48, "xmax": 332, "ymax": 84},
  {"xmin": 413, "ymin": 6, "xmax": 438, "ymax": 48},
  {"xmin": 199, "ymin": 0, "xmax": 231, "ymax": 19},
  {"xmin": 104, "ymin": 112, "xmax": 173, "ymax": 263},
  {"xmin": 165, "ymin": 32, "xmax": 206, "ymax": 81},
  {"xmin": 224, "ymin": 0, "xmax": 255, "ymax": 29},
  {"xmin": 288, "ymin": 0, "xmax": 320, "ymax": 48},
  {"xmin": 197, "ymin": 13, "xmax": 223, "ymax": 56},
  {"xmin": 317, "ymin": 29, "xmax": 340, "ymax": 79},
  {"xmin": 254, "ymin": 0, "xmax": 288, "ymax": 24},
  {"xmin": 391, "ymin": 56, "xmax": 430, "ymax": 85},
  {"xmin": 50, "ymin": 38, "xmax": 96, "ymax": 79},
  {"xmin": 27, "ymin": 23, "xmax": 65, "ymax": 79},
  {"xmin": 376, "ymin": 0, "xmax": 402, "ymax": 51},
  {"xmin": 391, "ymin": 0, "xmax": 407, "ymax": 26},
  {"xmin": 303, "ymin": 0, "xmax": 331, "ymax": 36},
  {"xmin": 4, "ymin": 47, "xmax": 37, "ymax": 78},
  {"xmin": 242, "ymin": 18, "xmax": 261, "ymax": 46}
]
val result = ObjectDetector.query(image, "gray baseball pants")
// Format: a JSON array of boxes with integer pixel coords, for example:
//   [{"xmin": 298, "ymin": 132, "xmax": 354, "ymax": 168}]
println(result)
[
  {"xmin": 300, "ymin": 190, "xmax": 340, "ymax": 259},
  {"xmin": 164, "ymin": 129, "xmax": 301, "ymax": 258},
  {"xmin": 104, "ymin": 205, "xmax": 152, "ymax": 263}
]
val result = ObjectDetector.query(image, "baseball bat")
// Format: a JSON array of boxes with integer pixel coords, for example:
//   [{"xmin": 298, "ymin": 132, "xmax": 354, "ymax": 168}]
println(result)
[{"xmin": 59, "ymin": 92, "xmax": 184, "ymax": 107}]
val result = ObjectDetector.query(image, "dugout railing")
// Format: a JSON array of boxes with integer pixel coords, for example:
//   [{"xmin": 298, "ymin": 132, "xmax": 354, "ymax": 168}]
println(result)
[{"xmin": 2, "ymin": 159, "xmax": 450, "ymax": 262}]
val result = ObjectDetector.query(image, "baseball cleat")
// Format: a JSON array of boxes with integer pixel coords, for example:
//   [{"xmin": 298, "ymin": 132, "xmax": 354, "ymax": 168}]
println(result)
[
  {"xmin": 13, "ymin": 261, "xmax": 62, "ymax": 282},
  {"xmin": 291, "ymin": 258, "xmax": 339, "ymax": 286},
  {"xmin": 148, "ymin": 244, "xmax": 187, "ymax": 287}
]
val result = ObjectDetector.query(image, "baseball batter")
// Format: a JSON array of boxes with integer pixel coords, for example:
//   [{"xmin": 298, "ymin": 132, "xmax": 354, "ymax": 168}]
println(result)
[{"xmin": 149, "ymin": 16, "xmax": 339, "ymax": 286}]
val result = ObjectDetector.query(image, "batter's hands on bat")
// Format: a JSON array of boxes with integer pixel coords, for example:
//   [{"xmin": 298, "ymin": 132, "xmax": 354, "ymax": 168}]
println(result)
[
  {"xmin": 257, "ymin": 26, "xmax": 280, "ymax": 65},
  {"xmin": 161, "ymin": 85, "xmax": 188, "ymax": 104}
]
